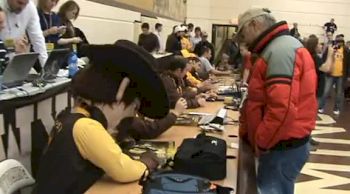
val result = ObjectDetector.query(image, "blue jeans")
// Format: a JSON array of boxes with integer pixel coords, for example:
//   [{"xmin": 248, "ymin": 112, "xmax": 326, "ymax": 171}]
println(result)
[
  {"xmin": 319, "ymin": 75, "xmax": 344, "ymax": 110},
  {"xmin": 257, "ymin": 143, "xmax": 309, "ymax": 194}
]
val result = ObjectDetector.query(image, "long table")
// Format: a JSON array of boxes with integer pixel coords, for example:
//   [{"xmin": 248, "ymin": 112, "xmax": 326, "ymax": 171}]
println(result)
[
  {"xmin": 86, "ymin": 102, "xmax": 243, "ymax": 194},
  {"xmin": 0, "ymin": 77, "xmax": 72, "ymax": 174}
]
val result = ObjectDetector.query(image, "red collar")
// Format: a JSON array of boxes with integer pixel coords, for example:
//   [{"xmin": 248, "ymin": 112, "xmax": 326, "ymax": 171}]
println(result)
[{"xmin": 250, "ymin": 21, "xmax": 290, "ymax": 54}]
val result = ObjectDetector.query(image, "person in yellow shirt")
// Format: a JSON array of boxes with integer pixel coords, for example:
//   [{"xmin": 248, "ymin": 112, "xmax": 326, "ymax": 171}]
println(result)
[
  {"xmin": 34, "ymin": 41, "xmax": 170, "ymax": 194},
  {"xmin": 319, "ymin": 38, "xmax": 349, "ymax": 115},
  {"xmin": 181, "ymin": 26, "xmax": 194, "ymax": 52}
]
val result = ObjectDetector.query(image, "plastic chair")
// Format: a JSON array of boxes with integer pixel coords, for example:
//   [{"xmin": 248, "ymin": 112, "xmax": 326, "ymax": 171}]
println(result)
[{"xmin": 0, "ymin": 159, "xmax": 35, "ymax": 194}]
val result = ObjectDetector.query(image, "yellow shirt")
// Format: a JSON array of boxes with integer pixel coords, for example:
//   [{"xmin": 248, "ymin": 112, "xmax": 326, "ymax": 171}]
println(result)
[
  {"xmin": 186, "ymin": 72, "xmax": 201, "ymax": 87},
  {"xmin": 331, "ymin": 47, "xmax": 344, "ymax": 77},
  {"xmin": 72, "ymin": 107, "xmax": 147, "ymax": 183},
  {"xmin": 181, "ymin": 37, "xmax": 193, "ymax": 51}
]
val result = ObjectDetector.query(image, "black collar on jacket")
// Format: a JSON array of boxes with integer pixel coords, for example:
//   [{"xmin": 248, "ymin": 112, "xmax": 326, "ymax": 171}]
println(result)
[{"xmin": 249, "ymin": 21, "xmax": 291, "ymax": 54}]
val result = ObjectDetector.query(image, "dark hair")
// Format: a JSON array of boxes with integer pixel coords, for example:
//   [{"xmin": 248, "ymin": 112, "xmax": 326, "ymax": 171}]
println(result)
[
  {"xmin": 71, "ymin": 65, "xmax": 138, "ymax": 106},
  {"xmin": 188, "ymin": 57, "xmax": 200, "ymax": 63},
  {"xmin": 141, "ymin": 23, "xmax": 150, "ymax": 29},
  {"xmin": 195, "ymin": 27, "xmax": 201, "ymax": 32},
  {"xmin": 155, "ymin": 23, "xmax": 162, "ymax": 29},
  {"xmin": 168, "ymin": 56, "xmax": 188, "ymax": 71},
  {"xmin": 199, "ymin": 46, "xmax": 210, "ymax": 57},
  {"xmin": 38, "ymin": 0, "xmax": 59, "ymax": 11},
  {"xmin": 305, "ymin": 36, "xmax": 319, "ymax": 56},
  {"xmin": 309, "ymin": 34, "xmax": 317, "ymax": 39},
  {"xmin": 0, "ymin": 6, "xmax": 2, "ymax": 11},
  {"xmin": 188, "ymin": 23, "xmax": 194, "ymax": 29}
]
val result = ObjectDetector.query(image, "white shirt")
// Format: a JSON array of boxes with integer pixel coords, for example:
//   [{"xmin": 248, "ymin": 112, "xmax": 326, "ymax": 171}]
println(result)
[
  {"xmin": 191, "ymin": 36, "xmax": 201, "ymax": 47},
  {"xmin": 154, "ymin": 30, "xmax": 164, "ymax": 52},
  {"xmin": 0, "ymin": 0, "xmax": 48, "ymax": 66}
]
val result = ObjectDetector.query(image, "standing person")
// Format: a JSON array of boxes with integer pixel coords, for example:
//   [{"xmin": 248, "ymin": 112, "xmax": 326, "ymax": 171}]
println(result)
[
  {"xmin": 0, "ymin": 0, "xmax": 48, "ymax": 66},
  {"xmin": 324, "ymin": 18, "xmax": 337, "ymax": 35},
  {"xmin": 345, "ymin": 41, "xmax": 350, "ymax": 52},
  {"xmin": 318, "ymin": 37, "xmax": 349, "ymax": 115},
  {"xmin": 154, "ymin": 23, "xmax": 164, "ymax": 52},
  {"xmin": 239, "ymin": 43, "xmax": 252, "ymax": 85},
  {"xmin": 37, "ymin": 0, "xmax": 66, "ymax": 47},
  {"xmin": 305, "ymin": 35, "xmax": 325, "ymax": 98},
  {"xmin": 290, "ymin": 22, "xmax": 301, "ymax": 39},
  {"xmin": 57, "ymin": 0, "xmax": 83, "ymax": 48},
  {"xmin": 181, "ymin": 25, "xmax": 193, "ymax": 52},
  {"xmin": 237, "ymin": 8, "xmax": 317, "ymax": 194},
  {"xmin": 137, "ymin": 22, "xmax": 159, "ymax": 53},
  {"xmin": 165, "ymin": 25, "xmax": 183, "ymax": 55},
  {"xmin": 190, "ymin": 26, "xmax": 201, "ymax": 47},
  {"xmin": 187, "ymin": 23, "xmax": 194, "ymax": 38},
  {"xmin": 34, "ymin": 41, "xmax": 169, "ymax": 194},
  {"xmin": 226, "ymin": 33, "xmax": 241, "ymax": 68},
  {"xmin": 194, "ymin": 31, "xmax": 215, "ymax": 63}
]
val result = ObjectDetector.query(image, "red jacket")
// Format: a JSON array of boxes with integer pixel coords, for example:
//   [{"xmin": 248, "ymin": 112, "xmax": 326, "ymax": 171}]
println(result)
[{"xmin": 239, "ymin": 21, "xmax": 317, "ymax": 151}]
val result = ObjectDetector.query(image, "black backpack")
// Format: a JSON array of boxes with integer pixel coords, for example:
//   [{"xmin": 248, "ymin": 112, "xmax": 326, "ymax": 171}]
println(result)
[
  {"xmin": 140, "ymin": 171, "xmax": 233, "ymax": 194},
  {"xmin": 173, "ymin": 133, "xmax": 227, "ymax": 180}
]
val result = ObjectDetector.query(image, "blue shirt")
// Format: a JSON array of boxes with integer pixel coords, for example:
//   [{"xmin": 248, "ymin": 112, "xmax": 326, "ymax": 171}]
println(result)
[{"xmin": 38, "ymin": 9, "xmax": 61, "ymax": 44}]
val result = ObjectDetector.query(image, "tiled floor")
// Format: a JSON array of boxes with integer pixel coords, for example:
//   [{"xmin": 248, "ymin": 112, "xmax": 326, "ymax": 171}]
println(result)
[{"xmin": 295, "ymin": 100, "xmax": 350, "ymax": 194}]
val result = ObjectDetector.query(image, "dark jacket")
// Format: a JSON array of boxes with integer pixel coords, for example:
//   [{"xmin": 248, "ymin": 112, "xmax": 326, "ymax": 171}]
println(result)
[
  {"xmin": 138, "ymin": 33, "xmax": 160, "ymax": 52},
  {"xmin": 290, "ymin": 28, "xmax": 300, "ymax": 38},
  {"xmin": 74, "ymin": 27, "xmax": 89, "ymax": 58},
  {"xmin": 160, "ymin": 72, "xmax": 200, "ymax": 109},
  {"xmin": 312, "ymin": 54, "xmax": 325, "ymax": 97},
  {"xmin": 226, "ymin": 41, "xmax": 241, "ymax": 67},
  {"xmin": 165, "ymin": 34, "xmax": 182, "ymax": 55},
  {"xmin": 35, "ymin": 110, "xmax": 104, "ymax": 194},
  {"xmin": 116, "ymin": 113, "xmax": 177, "ymax": 141}
]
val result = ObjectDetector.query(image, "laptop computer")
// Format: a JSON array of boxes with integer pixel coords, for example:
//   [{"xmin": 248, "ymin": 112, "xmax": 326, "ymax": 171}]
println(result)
[
  {"xmin": 42, "ymin": 48, "xmax": 70, "ymax": 81},
  {"xmin": 26, "ymin": 49, "xmax": 70, "ymax": 82},
  {"xmin": 2, "ymin": 53, "xmax": 39, "ymax": 88}
]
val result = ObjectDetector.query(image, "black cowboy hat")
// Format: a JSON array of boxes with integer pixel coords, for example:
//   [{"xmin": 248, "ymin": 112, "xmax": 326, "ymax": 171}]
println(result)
[{"xmin": 75, "ymin": 40, "xmax": 169, "ymax": 119}]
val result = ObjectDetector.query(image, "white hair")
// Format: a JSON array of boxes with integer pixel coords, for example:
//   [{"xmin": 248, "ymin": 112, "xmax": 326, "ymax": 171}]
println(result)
[{"xmin": 254, "ymin": 14, "xmax": 277, "ymax": 28}]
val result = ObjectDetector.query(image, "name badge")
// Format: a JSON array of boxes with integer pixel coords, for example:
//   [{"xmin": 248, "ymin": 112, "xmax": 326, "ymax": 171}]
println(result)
[
  {"xmin": 46, "ymin": 43, "xmax": 54, "ymax": 52},
  {"xmin": 4, "ymin": 39, "xmax": 15, "ymax": 50}
]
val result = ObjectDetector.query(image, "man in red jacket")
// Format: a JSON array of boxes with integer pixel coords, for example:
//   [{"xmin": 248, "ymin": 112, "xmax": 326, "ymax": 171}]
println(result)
[{"xmin": 237, "ymin": 8, "xmax": 317, "ymax": 194}]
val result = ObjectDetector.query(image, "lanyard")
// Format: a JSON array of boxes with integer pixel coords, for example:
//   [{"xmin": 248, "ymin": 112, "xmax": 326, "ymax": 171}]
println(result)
[{"xmin": 41, "ymin": 12, "xmax": 53, "ymax": 30}]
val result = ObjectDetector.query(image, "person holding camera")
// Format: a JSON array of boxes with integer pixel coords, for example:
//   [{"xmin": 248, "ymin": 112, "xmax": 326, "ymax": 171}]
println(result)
[{"xmin": 318, "ymin": 35, "xmax": 350, "ymax": 115}]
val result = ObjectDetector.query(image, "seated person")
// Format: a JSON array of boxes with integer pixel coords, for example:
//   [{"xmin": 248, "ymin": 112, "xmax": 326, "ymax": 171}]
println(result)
[
  {"xmin": 116, "ymin": 98, "xmax": 187, "ymax": 141},
  {"xmin": 185, "ymin": 56, "xmax": 213, "ymax": 93},
  {"xmin": 198, "ymin": 46, "xmax": 231, "ymax": 80},
  {"xmin": 216, "ymin": 53, "xmax": 232, "ymax": 71},
  {"xmin": 34, "ymin": 41, "xmax": 170, "ymax": 194},
  {"xmin": 160, "ymin": 56, "xmax": 206, "ymax": 109}
]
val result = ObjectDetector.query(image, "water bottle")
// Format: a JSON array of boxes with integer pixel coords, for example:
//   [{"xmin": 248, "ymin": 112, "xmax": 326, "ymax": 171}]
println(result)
[{"xmin": 68, "ymin": 50, "xmax": 78, "ymax": 78}]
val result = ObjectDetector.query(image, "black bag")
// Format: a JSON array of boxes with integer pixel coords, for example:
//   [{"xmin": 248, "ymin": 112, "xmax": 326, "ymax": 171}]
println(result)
[
  {"xmin": 173, "ymin": 133, "xmax": 227, "ymax": 180},
  {"xmin": 140, "ymin": 171, "xmax": 233, "ymax": 194}
]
